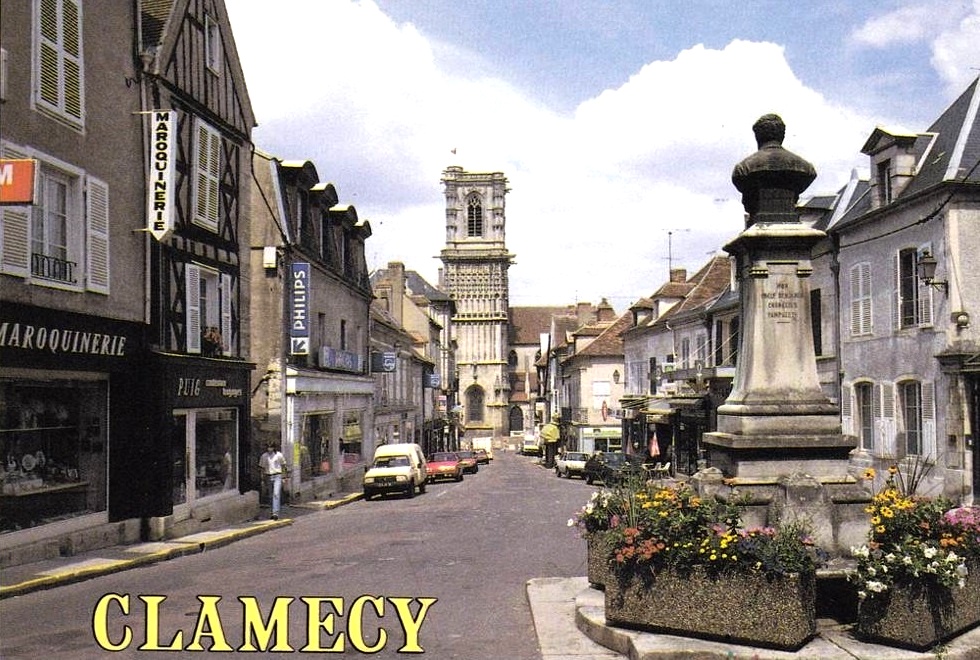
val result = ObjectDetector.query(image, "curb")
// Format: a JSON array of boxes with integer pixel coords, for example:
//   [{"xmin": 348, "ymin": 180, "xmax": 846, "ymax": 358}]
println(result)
[{"xmin": 0, "ymin": 519, "xmax": 292, "ymax": 600}]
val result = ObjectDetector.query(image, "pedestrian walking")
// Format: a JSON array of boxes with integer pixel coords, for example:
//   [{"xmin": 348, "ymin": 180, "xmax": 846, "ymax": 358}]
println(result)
[{"xmin": 259, "ymin": 443, "xmax": 287, "ymax": 520}]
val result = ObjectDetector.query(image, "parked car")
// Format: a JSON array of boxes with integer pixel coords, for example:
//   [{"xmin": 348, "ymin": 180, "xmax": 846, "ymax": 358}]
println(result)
[
  {"xmin": 555, "ymin": 451, "xmax": 589, "ymax": 479},
  {"xmin": 472, "ymin": 437, "xmax": 495, "ymax": 460},
  {"xmin": 474, "ymin": 448, "xmax": 491, "ymax": 465},
  {"xmin": 521, "ymin": 434, "xmax": 541, "ymax": 456},
  {"xmin": 363, "ymin": 443, "xmax": 428, "ymax": 499},
  {"xmin": 455, "ymin": 450, "xmax": 480, "ymax": 474},
  {"xmin": 583, "ymin": 452, "xmax": 645, "ymax": 485},
  {"xmin": 426, "ymin": 451, "xmax": 464, "ymax": 483}
]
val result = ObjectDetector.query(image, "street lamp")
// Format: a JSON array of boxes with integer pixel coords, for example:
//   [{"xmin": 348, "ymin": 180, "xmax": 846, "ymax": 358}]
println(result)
[{"xmin": 916, "ymin": 249, "xmax": 948, "ymax": 294}]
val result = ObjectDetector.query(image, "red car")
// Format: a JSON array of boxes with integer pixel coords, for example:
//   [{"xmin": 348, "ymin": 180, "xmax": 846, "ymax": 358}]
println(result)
[{"xmin": 426, "ymin": 451, "xmax": 464, "ymax": 483}]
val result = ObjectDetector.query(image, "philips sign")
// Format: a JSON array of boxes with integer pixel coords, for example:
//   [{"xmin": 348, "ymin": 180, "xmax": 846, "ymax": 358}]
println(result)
[{"xmin": 290, "ymin": 262, "xmax": 310, "ymax": 355}]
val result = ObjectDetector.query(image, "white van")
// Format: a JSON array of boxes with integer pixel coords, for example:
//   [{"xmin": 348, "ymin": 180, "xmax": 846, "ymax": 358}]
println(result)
[{"xmin": 362, "ymin": 443, "xmax": 428, "ymax": 499}]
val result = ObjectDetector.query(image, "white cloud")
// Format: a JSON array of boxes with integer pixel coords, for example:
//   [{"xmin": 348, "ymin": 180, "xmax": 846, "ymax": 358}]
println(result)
[
  {"xmin": 931, "ymin": 1, "xmax": 980, "ymax": 98},
  {"xmin": 227, "ymin": 1, "xmax": 874, "ymax": 309}
]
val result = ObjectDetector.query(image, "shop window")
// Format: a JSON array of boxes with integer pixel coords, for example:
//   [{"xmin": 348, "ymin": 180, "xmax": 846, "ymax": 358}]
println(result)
[
  {"xmin": 1, "ymin": 379, "xmax": 107, "ymax": 532},
  {"xmin": 302, "ymin": 413, "xmax": 333, "ymax": 479},
  {"xmin": 172, "ymin": 408, "xmax": 237, "ymax": 506},
  {"xmin": 342, "ymin": 412, "xmax": 362, "ymax": 464}
]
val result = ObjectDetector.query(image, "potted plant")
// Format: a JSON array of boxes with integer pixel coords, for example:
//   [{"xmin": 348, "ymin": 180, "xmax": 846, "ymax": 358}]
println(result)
[
  {"xmin": 575, "ymin": 480, "xmax": 826, "ymax": 650},
  {"xmin": 568, "ymin": 488, "xmax": 627, "ymax": 589},
  {"xmin": 851, "ymin": 464, "xmax": 980, "ymax": 650}
]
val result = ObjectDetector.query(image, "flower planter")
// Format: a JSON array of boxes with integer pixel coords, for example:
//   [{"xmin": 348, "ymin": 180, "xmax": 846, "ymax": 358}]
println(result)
[
  {"xmin": 605, "ymin": 566, "xmax": 816, "ymax": 651},
  {"xmin": 586, "ymin": 532, "xmax": 612, "ymax": 589},
  {"xmin": 855, "ymin": 562, "xmax": 980, "ymax": 651}
]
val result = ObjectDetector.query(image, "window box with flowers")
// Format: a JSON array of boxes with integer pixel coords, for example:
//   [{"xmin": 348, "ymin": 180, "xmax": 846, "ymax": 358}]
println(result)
[
  {"xmin": 571, "ymin": 481, "xmax": 826, "ymax": 651},
  {"xmin": 851, "ymin": 465, "xmax": 980, "ymax": 651}
]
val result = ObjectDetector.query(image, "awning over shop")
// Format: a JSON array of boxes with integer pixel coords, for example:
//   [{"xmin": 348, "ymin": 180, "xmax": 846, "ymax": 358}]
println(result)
[{"xmin": 640, "ymin": 397, "xmax": 673, "ymax": 424}]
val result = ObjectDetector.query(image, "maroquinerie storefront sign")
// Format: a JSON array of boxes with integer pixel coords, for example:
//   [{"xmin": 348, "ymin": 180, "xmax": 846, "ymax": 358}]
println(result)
[{"xmin": 0, "ymin": 303, "xmax": 142, "ymax": 369}]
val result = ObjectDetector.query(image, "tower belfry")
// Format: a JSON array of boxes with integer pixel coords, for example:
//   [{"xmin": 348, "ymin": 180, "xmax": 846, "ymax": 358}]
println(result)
[{"xmin": 439, "ymin": 166, "xmax": 514, "ymax": 439}]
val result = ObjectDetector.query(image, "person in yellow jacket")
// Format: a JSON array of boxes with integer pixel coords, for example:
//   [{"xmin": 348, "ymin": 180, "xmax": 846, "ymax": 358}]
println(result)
[{"xmin": 540, "ymin": 415, "xmax": 560, "ymax": 468}]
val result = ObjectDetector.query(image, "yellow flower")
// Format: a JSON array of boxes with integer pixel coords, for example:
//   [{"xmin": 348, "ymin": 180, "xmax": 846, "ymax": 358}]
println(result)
[
  {"xmin": 876, "ymin": 525, "xmax": 886, "ymax": 534},
  {"xmin": 862, "ymin": 468, "xmax": 876, "ymax": 481},
  {"xmin": 881, "ymin": 507, "xmax": 894, "ymax": 518}
]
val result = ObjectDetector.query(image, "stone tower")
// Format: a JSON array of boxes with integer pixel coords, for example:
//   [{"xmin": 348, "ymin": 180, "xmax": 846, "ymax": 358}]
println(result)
[{"xmin": 439, "ymin": 166, "xmax": 514, "ymax": 440}]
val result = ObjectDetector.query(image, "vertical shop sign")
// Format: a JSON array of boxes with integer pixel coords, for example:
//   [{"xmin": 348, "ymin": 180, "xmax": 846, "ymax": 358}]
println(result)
[
  {"xmin": 290, "ymin": 262, "xmax": 310, "ymax": 355},
  {"xmin": 147, "ymin": 111, "xmax": 175, "ymax": 241}
]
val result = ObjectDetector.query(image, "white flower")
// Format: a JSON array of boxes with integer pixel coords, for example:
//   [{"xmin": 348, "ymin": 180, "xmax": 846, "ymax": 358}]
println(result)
[
  {"xmin": 957, "ymin": 563, "xmax": 970, "ymax": 578},
  {"xmin": 567, "ymin": 518, "xmax": 576, "ymax": 527},
  {"xmin": 944, "ymin": 551, "xmax": 961, "ymax": 563},
  {"xmin": 857, "ymin": 590, "xmax": 868, "ymax": 600},
  {"xmin": 884, "ymin": 553, "xmax": 897, "ymax": 563},
  {"xmin": 851, "ymin": 545, "xmax": 870, "ymax": 559},
  {"xmin": 903, "ymin": 555, "xmax": 914, "ymax": 565},
  {"xmin": 866, "ymin": 580, "xmax": 888, "ymax": 593},
  {"xmin": 923, "ymin": 546, "xmax": 939, "ymax": 559}
]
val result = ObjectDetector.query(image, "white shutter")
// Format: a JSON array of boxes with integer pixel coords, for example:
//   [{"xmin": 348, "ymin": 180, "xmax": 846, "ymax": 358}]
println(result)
[
  {"xmin": 0, "ymin": 143, "xmax": 32, "ymax": 277},
  {"xmin": 922, "ymin": 381, "xmax": 936, "ymax": 459},
  {"xmin": 220, "ymin": 273, "xmax": 232, "ymax": 356},
  {"xmin": 85, "ymin": 175, "xmax": 109, "ymax": 294},
  {"xmin": 193, "ymin": 119, "xmax": 220, "ymax": 232},
  {"xmin": 881, "ymin": 382, "xmax": 896, "ymax": 457},
  {"xmin": 872, "ymin": 383, "xmax": 882, "ymax": 453},
  {"xmin": 186, "ymin": 264, "xmax": 202, "ymax": 353},
  {"xmin": 840, "ymin": 384, "xmax": 853, "ymax": 436},
  {"xmin": 36, "ymin": 0, "xmax": 84, "ymax": 127}
]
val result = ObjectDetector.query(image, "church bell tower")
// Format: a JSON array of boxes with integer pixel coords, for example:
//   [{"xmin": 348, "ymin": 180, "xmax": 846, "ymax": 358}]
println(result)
[{"xmin": 439, "ymin": 166, "xmax": 514, "ymax": 440}]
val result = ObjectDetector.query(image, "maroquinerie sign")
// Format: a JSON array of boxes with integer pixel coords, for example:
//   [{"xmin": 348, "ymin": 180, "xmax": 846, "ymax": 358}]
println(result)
[
  {"xmin": 0, "ymin": 321, "xmax": 128, "ymax": 357},
  {"xmin": 147, "ymin": 110, "xmax": 175, "ymax": 242}
]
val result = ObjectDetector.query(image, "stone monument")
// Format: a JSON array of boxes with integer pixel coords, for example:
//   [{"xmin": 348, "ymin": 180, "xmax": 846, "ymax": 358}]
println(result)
[{"xmin": 699, "ymin": 115, "xmax": 867, "ymax": 554}]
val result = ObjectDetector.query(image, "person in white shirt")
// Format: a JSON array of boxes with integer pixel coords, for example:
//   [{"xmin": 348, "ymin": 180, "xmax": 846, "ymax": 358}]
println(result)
[{"xmin": 259, "ymin": 443, "xmax": 287, "ymax": 520}]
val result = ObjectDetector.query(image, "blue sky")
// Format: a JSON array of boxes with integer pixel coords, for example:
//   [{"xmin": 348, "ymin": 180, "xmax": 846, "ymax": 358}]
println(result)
[{"xmin": 226, "ymin": 0, "xmax": 979, "ymax": 308}]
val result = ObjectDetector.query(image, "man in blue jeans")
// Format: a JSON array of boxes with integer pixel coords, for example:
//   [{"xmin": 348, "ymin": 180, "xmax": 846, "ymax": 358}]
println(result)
[{"xmin": 259, "ymin": 443, "xmax": 287, "ymax": 520}]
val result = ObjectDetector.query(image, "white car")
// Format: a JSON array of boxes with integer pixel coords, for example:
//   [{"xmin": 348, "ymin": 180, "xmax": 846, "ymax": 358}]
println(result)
[
  {"xmin": 555, "ymin": 451, "xmax": 589, "ymax": 479},
  {"xmin": 363, "ymin": 443, "xmax": 428, "ymax": 499}
]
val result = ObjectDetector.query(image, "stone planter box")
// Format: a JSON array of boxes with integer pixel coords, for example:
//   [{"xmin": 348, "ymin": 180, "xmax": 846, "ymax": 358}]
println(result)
[
  {"xmin": 605, "ymin": 566, "xmax": 817, "ymax": 651},
  {"xmin": 855, "ymin": 565, "xmax": 980, "ymax": 651},
  {"xmin": 586, "ymin": 532, "xmax": 612, "ymax": 589}
]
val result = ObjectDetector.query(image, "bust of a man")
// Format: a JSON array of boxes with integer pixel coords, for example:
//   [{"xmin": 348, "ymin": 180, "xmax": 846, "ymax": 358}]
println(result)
[{"xmin": 731, "ymin": 114, "xmax": 816, "ymax": 223}]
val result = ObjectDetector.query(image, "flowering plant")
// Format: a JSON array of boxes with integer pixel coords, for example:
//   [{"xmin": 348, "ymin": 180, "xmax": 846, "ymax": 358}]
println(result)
[
  {"xmin": 850, "ymin": 465, "xmax": 976, "ymax": 601},
  {"xmin": 570, "ymin": 481, "xmax": 826, "ymax": 579}
]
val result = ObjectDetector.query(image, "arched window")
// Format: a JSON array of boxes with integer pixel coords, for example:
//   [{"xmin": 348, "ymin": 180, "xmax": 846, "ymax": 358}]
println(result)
[
  {"xmin": 467, "ymin": 194, "xmax": 483, "ymax": 237},
  {"xmin": 508, "ymin": 406, "xmax": 524, "ymax": 433},
  {"xmin": 466, "ymin": 386, "xmax": 484, "ymax": 423}
]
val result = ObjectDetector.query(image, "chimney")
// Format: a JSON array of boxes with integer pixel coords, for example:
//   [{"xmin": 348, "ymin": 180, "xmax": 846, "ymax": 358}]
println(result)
[
  {"xmin": 596, "ymin": 298, "xmax": 615, "ymax": 322},
  {"xmin": 387, "ymin": 262, "xmax": 406, "ymax": 324},
  {"xmin": 669, "ymin": 268, "xmax": 687, "ymax": 283},
  {"xmin": 576, "ymin": 302, "xmax": 594, "ymax": 326}
]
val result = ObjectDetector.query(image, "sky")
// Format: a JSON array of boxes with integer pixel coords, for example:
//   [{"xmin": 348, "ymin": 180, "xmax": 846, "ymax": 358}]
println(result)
[{"xmin": 225, "ymin": 0, "xmax": 979, "ymax": 310}]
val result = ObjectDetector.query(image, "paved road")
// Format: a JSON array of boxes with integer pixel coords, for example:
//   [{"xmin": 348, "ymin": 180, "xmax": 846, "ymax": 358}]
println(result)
[{"xmin": 0, "ymin": 449, "xmax": 597, "ymax": 659}]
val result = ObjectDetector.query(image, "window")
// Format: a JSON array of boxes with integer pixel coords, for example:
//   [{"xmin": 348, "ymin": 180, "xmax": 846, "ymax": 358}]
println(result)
[
  {"xmin": 466, "ymin": 386, "xmax": 484, "ymax": 423},
  {"xmin": 204, "ymin": 13, "xmax": 222, "ymax": 74},
  {"xmin": 899, "ymin": 381, "xmax": 922, "ymax": 456},
  {"xmin": 186, "ymin": 264, "xmax": 232, "ymax": 356},
  {"xmin": 340, "ymin": 319, "xmax": 347, "ymax": 350},
  {"xmin": 810, "ymin": 289, "xmax": 822, "ymax": 356},
  {"xmin": 713, "ymin": 320, "xmax": 724, "ymax": 366},
  {"xmin": 894, "ymin": 248, "xmax": 932, "ymax": 329},
  {"xmin": 466, "ymin": 194, "xmax": 483, "ymax": 237},
  {"xmin": 680, "ymin": 338, "xmax": 691, "ymax": 369},
  {"xmin": 0, "ymin": 143, "xmax": 109, "ymax": 293},
  {"xmin": 855, "ymin": 382, "xmax": 874, "ymax": 451},
  {"xmin": 850, "ymin": 262, "xmax": 872, "ymax": 336},
  {"xmin": 876, "ymin": 160, "xmax": 892, "ymax": 205},
  {"xmin": 34, "ymin": 0, "xmax": 84, "ymax": 129},
  {"xmin": 728, "ymin": 317, "xmax": 739, "ymax": 365},
  {"xmin": 193, "ymin": 118, "xmax": 221, "ymax": 232},
  {"xmin": 592, "ymin": 381, "xmax": 611, "ymax": 411}
]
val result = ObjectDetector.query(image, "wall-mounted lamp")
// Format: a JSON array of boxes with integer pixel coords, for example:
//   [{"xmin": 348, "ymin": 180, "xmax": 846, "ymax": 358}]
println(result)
[
  {"xmin": 953, "ymin": 311, "xmax": 970, "ymax": 329},
  {"xmin": 612, "ymin": 369, "xmax": 620, "ymax": 384},
  {"xmin": 916, "ymin": 249, "xmax": 948, "ymax": 294}
]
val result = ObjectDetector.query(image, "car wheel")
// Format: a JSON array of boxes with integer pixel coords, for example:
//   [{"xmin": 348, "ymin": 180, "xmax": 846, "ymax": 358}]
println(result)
[
  {"xmin": 407, "ymin": 480, "xmax": 415, "ymax": 498},
  {"xmin": 455, "ymin": 472, "xmax": 463, "ymax": 482},
  {"xmin": 586, "ymin": 474, "xmax": 594, "ymax": 485}
]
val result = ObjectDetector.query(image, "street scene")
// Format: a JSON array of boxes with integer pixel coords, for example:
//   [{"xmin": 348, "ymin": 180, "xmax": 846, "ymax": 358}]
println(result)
[{"xmin": 2, "ymin": 1, "xmax": 980, "ymax": 658}]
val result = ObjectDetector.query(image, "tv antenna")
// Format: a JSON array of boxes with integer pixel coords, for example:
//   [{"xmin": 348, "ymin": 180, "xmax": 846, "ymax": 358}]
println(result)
[{"xmin": 663, "ymin": 228, "xmax": 690, "ymax": 274}]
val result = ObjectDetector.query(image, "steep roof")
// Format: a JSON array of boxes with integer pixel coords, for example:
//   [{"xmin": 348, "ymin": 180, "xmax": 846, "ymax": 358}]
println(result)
[
  {"xmin": 650, "ymin": 255, "xmax": 732, "ymax": 327},
  {"xmin": 567, "ymin": 311, "xmax": 632, "ymax": 360},
  {"xmin": 509, "ymin": 306, "xmax": 575, "ymax": 345}
]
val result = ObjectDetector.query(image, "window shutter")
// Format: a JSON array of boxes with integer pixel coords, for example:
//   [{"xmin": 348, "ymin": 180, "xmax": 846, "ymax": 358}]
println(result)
[
  {"xmin": 186, "ymin": 264, "xmax": 202, "ymax": 353},
  {"xmin": 0, "ymin": 144, "xmax": 32, "ymax": 278},
  {"xmin": 922, "ymin": 381, "xmax": 936, "ymax": 459},
  {"xmin": 194, "ymin": 120, "xmax": 220, "ymax": 232},
  {"xmin": 62, "ymin": 0, "xmax": 83, "ymax": 123},
  {"xmin": 220, "ymin": 273, "xmax": 233, "ymax": 356},
  {"xmin": 36, "ymin": 0, "xmax": 84, "ymax": 126},
  {"xmin": 840, "ymin": 384, "xmax": 853, "ymax": 436},
  {"xmin": 859, "ymin": 263, "xmax": 872, "ymax": 334},
  {"xmin": 85, "ymin": 175, "xmax": 109, "ymax": 294},
  {"xmin": 881, "ymin": 382, "xmax": 896, "ymax": 457},
  {"xmin": 892, "ymin": 254, "xmax": 901, "ymax": 330}
]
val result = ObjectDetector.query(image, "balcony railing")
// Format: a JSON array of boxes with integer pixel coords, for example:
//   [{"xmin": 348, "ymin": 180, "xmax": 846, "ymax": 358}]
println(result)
[{"xmin": 31, "ymin": 253, "xmax": 77, "ymax": 284}]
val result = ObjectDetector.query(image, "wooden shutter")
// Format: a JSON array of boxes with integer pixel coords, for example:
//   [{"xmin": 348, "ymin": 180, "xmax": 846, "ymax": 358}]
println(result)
[
  {"xmin": 0, "ymin": 144, "xmax": 32, "ymax": 277},
  {"xmin": 849, "ymin": 263, "xmax": 872, "ymax": 335},
  {"xmin": 194, "ymin": 120, "xmax": 220, "ymax": 231},
  {"xmin": 840, "ymin": 384, "xmax": 853, "ymax": 436},
  {"xmin": 85, "ymin": 175, "xmax": 109, "ymax": 294},
  {"xmin": 922, "ymin": 381, "xmax": 936, "ymax": 459},
  {"xmin": 36, "ymin": 0, "xmax": 83, "ymax": 126},
  {"xmin": 220, "ymin": 273, "xmax": 232, "ymax": 356},
  {"xmin": 186, "ymin": 264, "xmax": 201, "ymax": 353},
  {"xmin": 881, "ymin": 382, "xmax": 896, "ymax": 457}
]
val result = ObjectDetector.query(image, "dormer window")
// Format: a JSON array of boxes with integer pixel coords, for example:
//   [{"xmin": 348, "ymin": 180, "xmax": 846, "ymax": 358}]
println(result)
[{"xmin": 876, "ymin": 159, "xmax": 893, "ymax": 205}]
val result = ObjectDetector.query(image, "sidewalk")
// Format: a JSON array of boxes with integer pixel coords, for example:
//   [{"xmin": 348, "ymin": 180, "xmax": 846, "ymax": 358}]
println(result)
[{"xmin": 0, "ymin": 492, "xmax": 362, "ymax": 599}]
